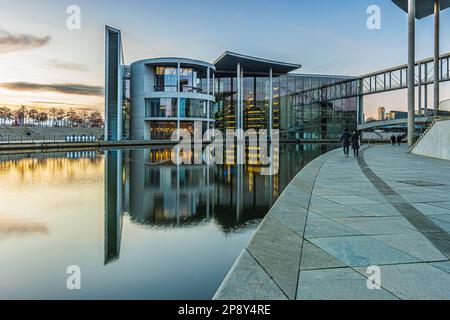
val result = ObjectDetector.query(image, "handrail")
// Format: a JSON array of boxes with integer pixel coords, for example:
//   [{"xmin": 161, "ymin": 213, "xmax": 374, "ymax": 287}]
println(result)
[
  {"xmin": 0, "ymin": 135, "xmax": 101, "ymax": 145},
  {"xmin": 154, "ymin": 85, "xmax": 203, "ymax": 94}
]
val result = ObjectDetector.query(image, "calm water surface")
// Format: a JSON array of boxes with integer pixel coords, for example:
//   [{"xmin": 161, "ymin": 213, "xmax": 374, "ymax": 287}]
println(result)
[{"xmin": 0, "ymin": 144, "xmax": 334, "ymax": 299}]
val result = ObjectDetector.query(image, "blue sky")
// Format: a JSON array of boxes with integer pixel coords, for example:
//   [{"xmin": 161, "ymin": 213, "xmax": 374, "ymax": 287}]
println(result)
[{"xmin": 0, "ymin": 0, "xmax": 449, "ymax": 117}]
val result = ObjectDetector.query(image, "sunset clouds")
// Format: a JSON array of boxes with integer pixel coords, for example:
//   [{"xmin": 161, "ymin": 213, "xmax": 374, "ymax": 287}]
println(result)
[
  {"xmin": 0, "ymin": 82, "xmax": 103, "ymax": 96},
  {"xmin": 0, "ymin": 29, "xmax": 51, "ymax": 54}
]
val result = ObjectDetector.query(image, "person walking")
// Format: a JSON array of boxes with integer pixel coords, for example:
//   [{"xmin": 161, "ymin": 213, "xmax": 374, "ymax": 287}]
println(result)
[
  {"xmin": 397, "ymin": 135, "xmax": 403, "ymax": 146},
  {"xmin": 341, "ymin": 128, "xmax": 352, "ymax": 157},
  {"xmin": 391, "ymin": 135, "xmax": 396, "ymax": 146},
  {"xmin": 352, "ymin": 131, "xmax": 361, "ymax": 157}
]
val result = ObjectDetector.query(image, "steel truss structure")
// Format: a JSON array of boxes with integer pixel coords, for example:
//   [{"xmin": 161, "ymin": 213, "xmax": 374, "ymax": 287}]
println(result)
[{"xmin": 295, "ymin": 53, "xmax": 450, "ymax": 108}]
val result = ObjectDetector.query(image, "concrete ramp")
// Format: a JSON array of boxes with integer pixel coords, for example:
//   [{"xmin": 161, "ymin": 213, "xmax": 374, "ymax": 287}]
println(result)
[{"xmin": 412, "ymin": 119, "xmax": 450, "ymax": 161}]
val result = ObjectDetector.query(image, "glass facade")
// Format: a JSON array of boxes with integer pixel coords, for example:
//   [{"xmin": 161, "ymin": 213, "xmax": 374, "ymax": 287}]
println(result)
[
  {"xmin": 154, "ymin": 66, "xmax": 205, "ymax": 93},
  {"xmin": 154, "ymin": 67, "xmax": 178, "ymax": 92},
  {"xmin": 149, "ymin": 121, "xmax": 199, "ymax": 140},
  {"xmin": 180, "ymin": 68, "xmax": 203, "ymax": 93},
  {"xmin": 145, "ymin": 98, "xmax": 178, "ymax": 118},
  {"xmin": 214, "ymin": 73, "xmax": 357, "ymax": 140},
  {"xmin": 180, "ymin": 99, "xmax": 208, "ymax": 119},
  {"xmin": 137, "ymin": 62, "xmax": 214, "ymax": 141},
  {"xmin": 149, "ymin": 121, "xmax": 177, "ymax": 141}
]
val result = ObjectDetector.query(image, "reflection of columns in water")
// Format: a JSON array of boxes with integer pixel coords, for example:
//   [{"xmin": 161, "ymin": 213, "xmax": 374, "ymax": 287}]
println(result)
[
  {"xmin": 176, "ymin": 160, "xmax": 180, "ymax": 225},
  {"xmin": 129, "ymin": 149, "xmax": 146, "ymax": 222},
  {"xmin": 104, "ymin": 150, "xmax": 124, "ymax": 265},
  {"xmin": 128, "ymin": 147, "xmax": 214, "ymax": 226},
  {"xmin": 206, "ymin": 165, "xmax": 210, "ymax": 219},
  {"xmin": 236, "ymin": 144, "xmax": 244, "ymax": 222}
]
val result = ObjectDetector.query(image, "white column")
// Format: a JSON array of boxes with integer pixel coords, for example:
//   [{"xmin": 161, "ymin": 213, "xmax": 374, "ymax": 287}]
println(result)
[
  {"xmin": 206, "ymin": 67, "xmax": 211, "ymax": 141},
  {"xmin": 425, "ymin": 63, "xmax": 429, "ymax": 115},
  {"xmin": 237, "ymin": 63, "xmax": 241, "ymax": 134},
  {"xmin": 418, "ymin": 62, "xmax": 422, "ymax": 116},
  {"xmin": 407, "ymin": 0, "xmax": 416, "ymax": 146},
  {"xmin": 177, "ymin": 62, "xmax": 181, "ymax": 141},
  {"xmin": 434, "ymin": 0, "xmax": 440, "ymax": 115},
  {"xmin": 358, "ymin": 79, "xmax": 364, "ymax": 124},
  {"xmin": 207, "ymin": 67, "xmax": 211, "ymax": 95},
  {"xmin": 241, "ymin": 67, "xmax": 244, "ymax": 134},
  {"xmin": 269, "ymin": 68, "xmax": 273, "ymax": 140}
]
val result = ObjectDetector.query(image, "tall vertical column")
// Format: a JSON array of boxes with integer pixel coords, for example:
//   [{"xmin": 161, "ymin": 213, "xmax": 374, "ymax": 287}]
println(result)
[
  {"xmin": 269, "ymin": 68, "xmax": 273, "ymax": 140},
  {"xmin": 407, "ymin": 0, "xmax": 416, "ymax": 146},
  {"xmin": 212, "ymin": 72, "xmax": 215, "ymax": 95},
  {"xmin": 418, "ymin": 62, "xmax": 422, "ymax": 116},
  {"xmin": 434, "ymin": 0, "xmax": 440, "ymax": 116},
  {"xmin": 237, "ymin": 63, "xmax": 241, "ymax": 134},
  {"xmin": 425, "ymin": 63, "xmax": 429, "ymax": 115},
  {"xmin": 241, "ymin": 67, "xmax": 244, "ymax": 134},
  {"xmin": 177, "ymin": 62, "xmax": 181, "ymax": 141},
  {"xmin": 206, "ymin": 67, "xmax": 211, "ymax": 141},
  {"xmin": 358, "ymin": 79, "xmax": 364, "ymax": 125},
  {"xmin": 207, "ymin": 67, "xmax": 211, "ymax": 95}
]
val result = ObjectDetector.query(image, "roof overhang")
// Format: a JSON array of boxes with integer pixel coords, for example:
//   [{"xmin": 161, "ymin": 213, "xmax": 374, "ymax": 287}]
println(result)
[
  {"xmin": 213, "ymin": 51, "xmax": 301, "ymax": 75},
  {"xmin": 391, "ymin": 0, "xmax": 450, "ymax": 19}
]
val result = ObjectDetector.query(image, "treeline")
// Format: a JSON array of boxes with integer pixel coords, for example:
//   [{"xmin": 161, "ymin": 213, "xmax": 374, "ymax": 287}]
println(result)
[{"xmin": 0, "ymin": 106, "xmax": 104, "ymax": 128}]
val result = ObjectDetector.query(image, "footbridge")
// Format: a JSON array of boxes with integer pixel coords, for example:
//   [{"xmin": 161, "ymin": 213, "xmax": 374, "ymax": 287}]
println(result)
[
  {"xmin": 357, "ymin": 117, "xmax": 433, "ymax": 131},
  {"xmin": 294, "ymin": 53, "xmax": 450, "ymax": 125}
]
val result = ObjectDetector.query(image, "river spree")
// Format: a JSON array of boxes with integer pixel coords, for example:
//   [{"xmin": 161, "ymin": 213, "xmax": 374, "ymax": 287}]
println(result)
[{"xmin": 0, "ymin": 144, "xmax": 334, "ymax": 299}]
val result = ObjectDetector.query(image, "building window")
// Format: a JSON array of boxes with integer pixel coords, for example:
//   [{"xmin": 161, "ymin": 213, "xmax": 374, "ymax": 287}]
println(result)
[
  {"xmin": 145, "ymin": 98, "xmax": 178, "ymax": 118},
  {"xmin": 149, "ymin": 121, "xmax": 177, "ymax": 140},
  {"xmin": 179, "ymin": 99, "xmax": 207, "ymax": 119},
  {"xmin": 180, "ymin": 68, "xmax": 203, "ymax": 93},
  {"xmin": 154, "ymin": 66, "xmax": 205, "ymax": 93},
  {"xmin": 154, "ymin": 67, "xmax": 178, "ymax": 92}
]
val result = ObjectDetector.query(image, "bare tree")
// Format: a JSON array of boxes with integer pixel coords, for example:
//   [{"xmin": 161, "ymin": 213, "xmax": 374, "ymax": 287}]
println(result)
[
  {"xmin": 14, "ymin": 106, "xmax": 28, "ymax": 126},
  {"xmin": 55, "ymin": 109, "xmax": 66, "ymax": 127},
  {"xmin": 48, "ymin": 108, "xmax": 57, "ymax": 127},
  {"xmin": 0, "ymin": 107, "xmax": 12, "ymax": 125},
  {"xmin": 66, "ymin": 109, "xmax": 77, "ymax": 127},
  {"xmin": 88, "ymin": 111, "xmax": 104, "ymax": 127},
  {"xmin": 37, "ymin": 111, "xmax": 49, "ymax": 127},
  {"xmin": 80, "ymin": 111, "xmax": 89, "ymax": 127},
  {"xmin": 28, "ymin": 109, "xmax": 39, "ymax": 126}
]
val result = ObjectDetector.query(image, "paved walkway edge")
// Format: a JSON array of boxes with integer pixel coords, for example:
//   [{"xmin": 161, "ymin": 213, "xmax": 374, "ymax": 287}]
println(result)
[{"xmin": 213, "ymin": 148, "xmax": 340, "ymax": 300}]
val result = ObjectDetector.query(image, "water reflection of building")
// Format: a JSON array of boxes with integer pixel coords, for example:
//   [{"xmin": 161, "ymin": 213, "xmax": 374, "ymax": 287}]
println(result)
[
  {"xmin": 104, "ymin": 150, "xmax": 123, "ymax": 265},
  {"xmin": 103, "ymin": 144, "xmax": 333, "ymax": 263},
  {"xmin": 128, "ymin": 149, "xmax": 215, "ymax": 225}
]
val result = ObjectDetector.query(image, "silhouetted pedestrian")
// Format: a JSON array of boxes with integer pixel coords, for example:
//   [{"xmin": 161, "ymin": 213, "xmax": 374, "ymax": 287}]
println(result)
[
  {"xmin": 391, "ymin": 135, "xmax": 396, "ymax": 146},
  {"xmin": 341, "ymin": 128, "xmax": 352, "ymax": 157},
  {"xmin": 352, "ymin": 131, "xmax": 361, "ymax": 157},
  {"xmin": 397, "ymin": 135, "xmax": 402, "ymax": 146}
]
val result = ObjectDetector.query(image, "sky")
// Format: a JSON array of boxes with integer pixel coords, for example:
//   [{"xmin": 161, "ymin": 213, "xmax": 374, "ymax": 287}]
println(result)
[{"xmin": 0, "ymin": 0, "xmax": 449, "ymax": 118}]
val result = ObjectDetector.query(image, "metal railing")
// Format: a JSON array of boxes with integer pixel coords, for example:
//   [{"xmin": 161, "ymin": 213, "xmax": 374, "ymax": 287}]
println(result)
[
  {"xmin": 154, "ymin": 85, "xmax": 204, "ymax": 94},
  {"xmin": 0, "ymin": 136, "xmax": 101, "ymax": 145}
]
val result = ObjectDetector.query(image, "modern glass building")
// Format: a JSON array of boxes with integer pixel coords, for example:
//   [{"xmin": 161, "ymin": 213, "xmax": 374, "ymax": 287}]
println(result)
[
  {"xmin": 129, "ymin": 58, "xmax": 215, "ymax": 141},
  {"xmin": 105, "ymin": 27, "xmax": 357, "ymax": 142}
]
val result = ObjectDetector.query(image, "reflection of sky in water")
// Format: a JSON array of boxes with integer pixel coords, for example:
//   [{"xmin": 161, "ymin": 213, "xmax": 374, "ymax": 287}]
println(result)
[{"xmin": 0, "ymin": 145, "xmax": 333, "ymax": 299}]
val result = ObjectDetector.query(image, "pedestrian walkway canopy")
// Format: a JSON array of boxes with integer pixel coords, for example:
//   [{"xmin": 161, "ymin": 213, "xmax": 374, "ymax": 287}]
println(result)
[{"xmin": 392, "ymin": 0, "xmax": 450, "ymax": 19}]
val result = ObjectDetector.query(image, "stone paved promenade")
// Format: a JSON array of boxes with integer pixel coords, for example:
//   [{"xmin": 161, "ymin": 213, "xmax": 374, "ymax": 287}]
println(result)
[{"xmin": 214, "ymin": 145, "xmax": 450, "ymax": 300}]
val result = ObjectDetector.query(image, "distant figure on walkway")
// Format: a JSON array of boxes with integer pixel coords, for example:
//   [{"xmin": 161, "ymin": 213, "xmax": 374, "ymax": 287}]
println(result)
[
  {"xmin": 352, "ymin": 131, "xmax": 361, "ymax": 157},
  {"xmin": 397, "ymin": 135, "xmax": 403, "ymax": 146},
  {"xmin": 391, "ymin": 135, "xmax": 396, "ymax": 146},
  {"xmin": 341, "ymin": 128, "xmax": 352, "ymax": 157}
]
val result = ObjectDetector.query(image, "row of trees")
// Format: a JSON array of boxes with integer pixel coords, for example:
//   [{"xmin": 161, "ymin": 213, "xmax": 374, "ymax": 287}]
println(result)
[{"xmin": 0, "ymin": 106, "xmax": 104, "ymax": 128}]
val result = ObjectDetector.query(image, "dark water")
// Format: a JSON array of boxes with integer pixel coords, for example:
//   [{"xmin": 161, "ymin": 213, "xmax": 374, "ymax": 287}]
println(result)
[{"xmin": 0, "ymin": 144, "xmax": 334, "ymax": 300}]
